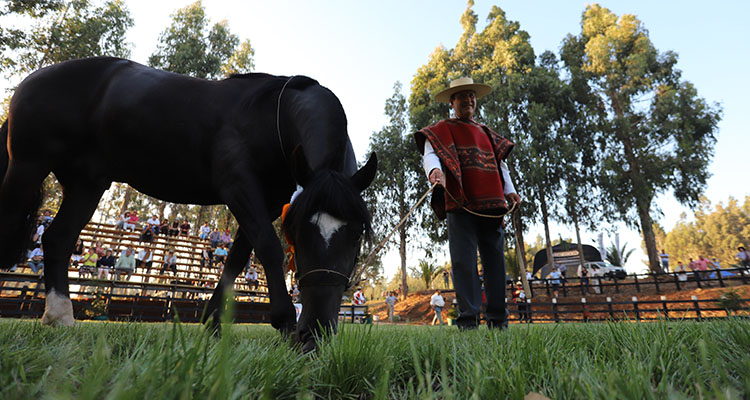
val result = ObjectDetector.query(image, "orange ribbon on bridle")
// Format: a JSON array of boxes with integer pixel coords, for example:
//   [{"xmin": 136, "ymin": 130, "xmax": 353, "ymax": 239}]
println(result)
[{"xmin": 281, "ymin": 203, "xmax": 296, "ymax": 273}]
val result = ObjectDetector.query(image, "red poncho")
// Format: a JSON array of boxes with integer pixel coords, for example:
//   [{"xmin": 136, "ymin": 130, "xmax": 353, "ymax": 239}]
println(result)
[{"xmin": 415, "ymin": 119, "xmax": 514, "ymax": 220}]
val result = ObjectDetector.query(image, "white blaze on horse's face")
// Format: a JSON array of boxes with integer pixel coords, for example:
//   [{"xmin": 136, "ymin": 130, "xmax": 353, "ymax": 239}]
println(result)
[{"xmin": 310, "ymin": 212, "xmax": 346, "ymax": 247}]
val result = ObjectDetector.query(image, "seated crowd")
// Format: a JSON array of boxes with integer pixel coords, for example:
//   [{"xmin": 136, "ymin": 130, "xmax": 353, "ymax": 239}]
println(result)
[{"xmin": 18, "ymin": 210, "xmax": 263, "ymax": 293}]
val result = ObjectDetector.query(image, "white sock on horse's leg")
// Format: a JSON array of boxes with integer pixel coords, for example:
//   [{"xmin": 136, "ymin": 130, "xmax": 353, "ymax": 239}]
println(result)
[{"xmin": 41, "ymin": 288, "xmax": 74, "ymax": 326}]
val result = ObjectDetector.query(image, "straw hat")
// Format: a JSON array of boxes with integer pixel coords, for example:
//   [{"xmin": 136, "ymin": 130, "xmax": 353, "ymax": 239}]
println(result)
[{"xmin": 434, "ymin": 77, "xmax": 492, "ymax": 103}]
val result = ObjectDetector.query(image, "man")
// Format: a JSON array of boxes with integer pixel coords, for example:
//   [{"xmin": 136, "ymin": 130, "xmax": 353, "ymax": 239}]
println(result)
[
  {"xmin": 549, "ymin": 267, "xmax": 562, "ymax": 298},
  {"xmin": 415, "ymin": 77, "xmax": 521, "ymax": 330},
  {"xmin": 114, "ymin": 247, "xmax": 136, "ymax": 280},
  {"xmin": 245, "ymin": 264, "xmax": 259, "ymax": 290},
  {"xmin": 146, "ymin": 215, "xmax": 160, "ymax": 230},
  {"xmin": 353, "ymin": 287, "xmax": 367, "ymax": 305},
  {"xmin": 199, "ymin": 223, "xmax": 211, "ymax": 240},
  {"xmin": 736, "ymin": 246, "xmax": 750, "ymax": 269},
  {"xmin": 28, "ymin": 244, "xmax": 44, "ymax": 275},
  {"xmin": 385, "ymin": 291, "xmax": 398, "ymax": 322},
  {"xmin": 659, "ymin": 250, "xmax": 669, "ymax": 273},
  {"xmin": 430, "ymin": 290, "xmax": 446, "ymax": 325},
  {"xmin": 512, "ymin": 283, "xmax": 529, "ymax": 323}
]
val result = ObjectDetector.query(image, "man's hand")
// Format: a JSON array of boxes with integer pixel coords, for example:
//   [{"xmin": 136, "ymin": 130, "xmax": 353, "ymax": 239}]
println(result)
[
  {"xmin": 429, "ymin": 168, "xmax": 444, "ymax": 186},
  {"xmin": 507, "ymin": 192, "xmax": 522, "ymax": 206}
]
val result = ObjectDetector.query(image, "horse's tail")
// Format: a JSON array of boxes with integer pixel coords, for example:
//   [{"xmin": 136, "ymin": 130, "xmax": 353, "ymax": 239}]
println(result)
[{"xmin": 0, "ymin": 119, "xmax": 43, "ymax": 269}]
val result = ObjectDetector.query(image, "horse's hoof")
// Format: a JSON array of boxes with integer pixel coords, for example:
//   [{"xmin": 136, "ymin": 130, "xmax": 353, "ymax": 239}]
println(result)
[
  {"xmin": 41, "ymin": 289, "xmax": 74, "ymax": 327},
  {"xmin": 301, "ymin": 338, "xmax": 318, "ymax": 354}
]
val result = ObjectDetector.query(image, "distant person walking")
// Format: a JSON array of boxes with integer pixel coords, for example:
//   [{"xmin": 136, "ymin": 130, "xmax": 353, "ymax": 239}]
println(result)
[
  {"xmin": 659, "ymin": 250, "xmax": 669, "ymax": 273},
  {"xmin": 430, "ymin": 290, "xmax": 446, "ymax": 325},
  {"xmin": 736, "ymin": 246, "xmax": 750, "ymax": 269},
  {"xmin": 385, "ymin": 291, "xmax": 398, "ymax": 322}
]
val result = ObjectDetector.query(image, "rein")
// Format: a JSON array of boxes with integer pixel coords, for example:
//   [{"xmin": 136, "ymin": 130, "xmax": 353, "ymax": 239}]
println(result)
[
  {"xmin": 276, "ymin": 76, "xmax": 296, "ymax": 161},
  {"xmin": 350, "ymin": 182, "xmax": 518, "ymax": 287}
]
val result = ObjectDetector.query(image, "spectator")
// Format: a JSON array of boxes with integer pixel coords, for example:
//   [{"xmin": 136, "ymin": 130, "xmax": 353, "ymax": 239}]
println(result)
[
  {"xmin": 146, "ymin": 215, "xmax": 160, "ymax": 231},
  {"xmin": 158, "ymin": 218, "xmax": 169, "ymax": 235},
  {"xmin": 139, "ymin": 224, "xmax": 155, "ymax": 243},
  {"xmin": 659, "ymin": 250, "xmax": 669, "ymax": 273},
  {"xmin": 697, "ymin": 256, "xmax": 711, "ymax": 284},
  {"xmin": 28, "ymin": 244, "xmax": 44, "ymax": 275},
  {"xmin": 200, "ymin": 246, "xmax": 213, "ymax": 270},
  {"xmin": 71, "ymin": 238, "xmax": 84, "ymax": 266},
  {"xmin": 557, "ymin": 263, "xmax": 567, "ymax": 281},
  {"xmin": 513, "ymin": 283, "xmax": 529, "ymax": 322},
  {"xmin": 291, "ymin": 284, "xmax": 300, "ymax": 302},
  {"xmin": 114, "ymin": 247, "xmax": 136, "ymax": 280},
  {"xmin": 430, "ymin": 290, "xmax": 445, "ymax": 325},
  {"xmin": 675, "ymin": 261, "xmax": 688, "ymax": 282},
  {"xmin": 115, "ymin": 211, "xmax": 128, "ymax": 230},
  {"xmin": 80, "ymin": 247, "xmax": 98, "ymax": 278},
  {"xmin": 385, "ymin": 291, "xmax": 398, "ymax": 322},
  {"xmin": 32, "ymin": 220, "xmax": 45, "ymax": 246},
  {"xmin": 442, "ymin": 270, "xmax": 451, "ymax": 289},
  {"xmin": 199, "ymin": 223, "xmax": 211, "ymax": 240},
  {"xmin": 353, "ymin": 287, "xmax": 366, "ymax": 305},
  {"xmin": 220, "ymin": 228, "xmax": 232, "ymax": 247},
  {"xmin": 179, "ymin": 220, "xmax": 191, "ymax": 237},
  {"xmin": 578, "ymin": 264, "xmax": 589, "ymax": 291},
  {"xmin": 124, "ymin": 211, "xmax": 139, "ymax": 232},
  {"xmin": 590, "ymin": 265, "xmax": 602, "ymax": 294},
  {"xmin": 168, "ymin": 220, "xmax": 180, "ymax": 237},
  {"xmin": 41, "ymin": 210, "xmax": 54, "ymax": 225},
  {"xmin": 244, "ymin": 265, "xmax": 259, "ymax": 290},
  {"xmin": 93, "ymin": 240, "xmax": 106, "ymax": 257},
  {"xmin": 526, "ymin": 270, "xmax": 534, "ymax": 283},
  {"xmin": 711, "ymin": 257, "xmax": 721, "ymax": 270},
  {"xmin": 736, "ymin": 246, "xmax": 750, "ymax": 269},
  {"xmin": 97, "ymin": 248, "xmax": 115, "ymax": 279},
  {"xmin": 160, "ymin": 249, "xmax": 178, "ymax": 275},
  {"xmin": 136, "ymin": 248, "xmax": 153, "ymax": 276},
  {"xmin": 549, "ymin": 266, "xmax": 562, "ymax": 298},
  {"xmin": 209, "ymin": 228, "xmax": 220, "ymax": 248},
  {"xmin": 213, "ymin": 244, "xmax": 228, "ymax": 264}
]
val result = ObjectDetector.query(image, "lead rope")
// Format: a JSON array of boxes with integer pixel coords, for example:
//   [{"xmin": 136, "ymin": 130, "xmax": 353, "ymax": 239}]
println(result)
[
  {"xmin": 350, "ymin": 182, "xmax": 518, "ymax": 287},
  {"xmin": 276, "ymin": 76, "xmax": 296, "ymax": 161}
]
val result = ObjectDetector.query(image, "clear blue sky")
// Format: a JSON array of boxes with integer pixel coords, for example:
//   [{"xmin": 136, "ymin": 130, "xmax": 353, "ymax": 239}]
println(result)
[{"xmin": 4, "ymin": 1, "xmax": 749, "ymax": 275}]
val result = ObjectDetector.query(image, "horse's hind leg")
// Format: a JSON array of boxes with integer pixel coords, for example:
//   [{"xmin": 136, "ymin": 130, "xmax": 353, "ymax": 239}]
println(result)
[
  {"xmin": 0, "ymin": 160, "xmax": 48, "ymax": 269},
  {"xmin": 40, "ymin": 182, "xmax": 107, "ymax": 326}
]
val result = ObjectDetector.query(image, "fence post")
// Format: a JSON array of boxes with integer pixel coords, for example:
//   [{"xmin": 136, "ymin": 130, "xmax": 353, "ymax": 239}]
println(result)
[
  {"xmin": 633, "ymin": 274, "xmax": 640, "ymax": 293},
  {"xmin": 20, "ymin": 286, "xmax": 28, "ymax": 313},
  {"xmin": 613, "ymin": 275, "xmax": 620, "ymax": 293},
  {"xmin": 692, "ymin": 295, "xmax": 702, "ymax": 322},
  {"xmin": 716, "ymin": 269, "xmax": 725, "ymax": 287},
  {"xmin": 660, "ymin": 295, "xmax": 669, "ymax": 320},
  {"xmin": 694, "ymin": 271, "xmax": 702, "ymax": 289},
  {"xmin": 562, "ymin": 280, "xmax": 568, "ymax": 297},
  {"xmin": 552, "ymin": 298, "xmax": 559, "ymax": 323},
  {"xmin": 673, "ymin": 272, "xmax": 681, "ymax": 291},
  {"xmin": 581, "ymin": 297, "xmax": 588, "ymax": 323},
  {"xmin": 653, "ymin": 272, "xmax": 660, "ymax": 293},
  {"xmin": 740, "ymin": 268, "xmax": 748, "ymax": 285},
  {"xmin": 526, "ymin": 299, "xmax": 533, "ymax": 324},
  {"xmin": 632, "ymin": 296, "xmax": 640, "ymax": 322},
  {"xmin": 545, "ymin": 279, "xmax": 550, "ymax": 296},
  {"xmin": 351, "ymin": 304, "xmax": 355, "ymax": 323},
  {"xmin": 607, "ymin": 297, "xmax": 614, "ymax": 320}
]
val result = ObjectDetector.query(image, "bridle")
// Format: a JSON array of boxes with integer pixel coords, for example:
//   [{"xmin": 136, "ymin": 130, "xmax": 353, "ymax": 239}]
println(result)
[
  {"xmin": 276, "ymin": 75, "xmax": 297, "ymax": 162},
  {"xmin": 295, "ymin": 268, "xmax": 351, "ymax": 289}
]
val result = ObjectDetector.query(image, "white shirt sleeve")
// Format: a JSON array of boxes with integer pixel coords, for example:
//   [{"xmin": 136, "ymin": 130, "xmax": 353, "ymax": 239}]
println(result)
[
  {"xmin": 422, "ymin": 141, "xmax": 442, "ymax": 178},
  {"xmin": 499, "ymin": 160, "xmax": 516, "ymax": 195}
]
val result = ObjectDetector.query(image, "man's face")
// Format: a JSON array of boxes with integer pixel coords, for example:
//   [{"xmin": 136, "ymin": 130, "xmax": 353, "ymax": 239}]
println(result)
[{"xmin": 450, "ymin": 90, "xmax": 476, "ymax": 120}]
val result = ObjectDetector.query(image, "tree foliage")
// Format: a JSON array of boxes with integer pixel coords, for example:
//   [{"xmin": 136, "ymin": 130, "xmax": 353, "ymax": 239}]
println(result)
[
  {"xmin": 560, "ymin": 4, "xmax": 722, "ymax": 272},
  {"xmin": 662, "ymin": 197, "xmax": 750, "ymax": 268}
]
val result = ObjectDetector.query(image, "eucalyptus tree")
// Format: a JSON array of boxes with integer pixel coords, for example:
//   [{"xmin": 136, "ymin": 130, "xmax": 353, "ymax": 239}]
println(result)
[
  {"xmin": 560, "ymin": 4, "xmax": 722, "ymax": 272},
  {"xmin": 363, "ymin": 82, "xmax": 428, "ymax": 298},
  {"xmin": 1, "ymin": 0, "xmax": 133, "ymax": 212},
  {"xmin": 119, "ymin": 0, "xmax": 256, "ymax": 229}
]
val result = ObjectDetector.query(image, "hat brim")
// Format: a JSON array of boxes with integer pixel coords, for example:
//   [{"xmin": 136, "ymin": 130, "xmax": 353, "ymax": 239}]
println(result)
[{"xmin": 434, "ymin": 83, "xmax": 492, "ymax": 103}]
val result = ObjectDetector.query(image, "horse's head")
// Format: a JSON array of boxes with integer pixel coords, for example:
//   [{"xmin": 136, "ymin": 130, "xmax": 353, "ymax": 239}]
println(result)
[{"xmin": 282, "ymin": 148, "xmax": 377, "ymax": 353}]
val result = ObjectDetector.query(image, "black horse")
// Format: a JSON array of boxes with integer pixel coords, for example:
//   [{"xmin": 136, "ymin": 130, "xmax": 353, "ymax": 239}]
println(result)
[{"xmin": 0, "ymin": 57, "xmax": 376, "ymax": 351}]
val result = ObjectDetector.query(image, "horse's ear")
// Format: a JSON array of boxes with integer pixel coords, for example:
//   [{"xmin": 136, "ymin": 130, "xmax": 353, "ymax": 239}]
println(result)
[
  {"xmin": 291, "ymin": 145, "xmax": 312, "ymax": 186},
  {"xmin": 352, "ymin": 152, "xmax": 377, "ymax": 192}
]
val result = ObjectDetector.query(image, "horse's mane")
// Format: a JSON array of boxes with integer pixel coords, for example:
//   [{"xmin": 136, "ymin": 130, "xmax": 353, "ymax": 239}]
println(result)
[
  {"xmin": 282, "ymin": 170, "xmax": 372, "ymax": 243},
  {"xmin": 225, "ymin": 73, "xmax": 320, "ymax": 109}
]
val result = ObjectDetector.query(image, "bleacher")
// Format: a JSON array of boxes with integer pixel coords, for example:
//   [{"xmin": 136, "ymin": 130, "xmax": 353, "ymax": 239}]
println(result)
[{"xmin": 0, "ymin": 221, "xmax": 273, "ymax": 322}]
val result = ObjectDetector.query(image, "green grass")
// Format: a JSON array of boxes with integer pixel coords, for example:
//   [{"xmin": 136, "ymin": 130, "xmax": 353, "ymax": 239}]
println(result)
[{"xmin": 0, "ymin": 319, "xmax": 748, "ymax": 399}]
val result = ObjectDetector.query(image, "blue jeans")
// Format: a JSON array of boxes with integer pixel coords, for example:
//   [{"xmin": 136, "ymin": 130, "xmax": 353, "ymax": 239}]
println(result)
[
  {"xmin": 29, "ymin": 261, "xmax": 44, "ymax": 274},
  {"xmin": 432, "ymin": 306, "xmax": 444, "ymax": 325},
  {"xmin": 448, "ymin": 212, "xmax": 508, "ymax": 329}
]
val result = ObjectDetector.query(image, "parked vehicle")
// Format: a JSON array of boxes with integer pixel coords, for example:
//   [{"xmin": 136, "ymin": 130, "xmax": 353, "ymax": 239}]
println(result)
[{"xmin": 582, "ymin": 261, "xmax": 627, "ymax": 279}]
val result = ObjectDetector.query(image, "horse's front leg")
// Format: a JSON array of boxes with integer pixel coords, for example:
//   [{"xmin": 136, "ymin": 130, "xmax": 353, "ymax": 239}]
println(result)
[
  {"xmin": 202, "ymin": 229, "xmax": 252, "ymax": 330},
  {"xmin": 217, "ymin": 187, "xmax": 296, "ymax": 335}
]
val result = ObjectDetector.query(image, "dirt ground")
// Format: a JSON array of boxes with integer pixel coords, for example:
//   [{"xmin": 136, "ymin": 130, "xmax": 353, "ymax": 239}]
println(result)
[{"xmin": 369, "ymin": 282, "xmax": 750, "ymax": 325}]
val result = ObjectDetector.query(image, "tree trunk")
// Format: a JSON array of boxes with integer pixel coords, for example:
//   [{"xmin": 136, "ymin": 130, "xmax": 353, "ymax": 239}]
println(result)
[
  {"xmin": 513, "ymin": 210, "xmax": 532, "ymax": 297},
  {"xmin": 158, "ymin": 201, "xmax": 168, "ymax": 220},
  {"xmin": 573, "ymin": 214, "xmax": 586, "ymax": 275},
  {"xmin": 399, "ymin": 202, "xmax": 408, "ymax": 300},
  {"xmin": 540, "ymin": 195, "xmax": 556, "ymax": 275},
  {"xmin": 195, "ymin": 205, "xmax": 209, "ymax": 234},
  {"xmin": 637, "ymin": 200, "xmax": 661, "ymax": 272},
  {"xmin": 118, "ymin": 185, "xmax": 133, "ymax": 217}
]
